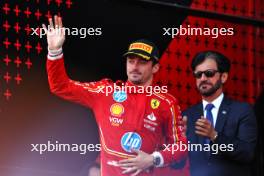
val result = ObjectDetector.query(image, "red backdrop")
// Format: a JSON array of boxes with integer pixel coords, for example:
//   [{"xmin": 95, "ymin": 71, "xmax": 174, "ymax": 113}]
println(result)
[{"xmin": 154, "ymin": 0, "xmax": 264, "ymax": 110}]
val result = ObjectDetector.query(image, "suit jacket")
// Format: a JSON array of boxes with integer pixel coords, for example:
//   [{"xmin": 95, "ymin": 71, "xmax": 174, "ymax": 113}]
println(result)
[{"xmin": 183, "ymin": 97, "xmax": 257, "ymax": 176}]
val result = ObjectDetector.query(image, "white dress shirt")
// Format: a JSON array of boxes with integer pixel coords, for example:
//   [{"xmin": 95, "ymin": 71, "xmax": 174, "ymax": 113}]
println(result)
[{"xmin": 202, "ymin": 93, "xmax": 224, "ymax": 127}]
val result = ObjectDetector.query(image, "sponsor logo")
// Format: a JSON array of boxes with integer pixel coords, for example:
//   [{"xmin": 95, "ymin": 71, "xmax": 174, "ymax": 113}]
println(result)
[
  {"xmin": 129, "ymin": 42, "xmax": 153, "ymax": 54},
  {"xmin": 121, "ymin": 132, "xmax": 142, "ymax": 153},
  {"xmin": 110, "ymin": 103, "xmax": 124, "ymax": 117},
  {"xmin": 147, "ymin": 112, "xmax": 157, "ymax": 121},
  {"xmin": 144, "ymin": 119, "xmax": 158, "ymax": 126},
  {"xmin": 144, "ymin": 124, "xmax": 155, "ymax": 132},
  {"xmin": 109, "ymin": 116, "xmax": 124, "ymax": 126},
  {"xmin": 144, "ymin": 113, "xmax": 158, "ymax": 131},
  {"xmin": 151, "ymin": 99, "xmax": 160, "ymax": 109},
  {"xmin": 113, "ymin": 91, "xmax": 127, "ymax": 103}
]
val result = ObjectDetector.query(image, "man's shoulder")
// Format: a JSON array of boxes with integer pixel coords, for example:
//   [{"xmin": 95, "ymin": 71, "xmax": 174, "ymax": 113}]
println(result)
[
  {"xmin": 220, "ymin": 98, "xmax": 256, "ymax": 123},
  {"xmin": 100, "ymin": 78, "xmax": 114, "ymax": 85},
  {"xmin": 222, "ymin": 97, "xmax": 253, "ymax": 111},
  {"xmin": 71, "ymin": 78, "xmax": 113, "ymax": 89},
  {"xmin": 152, "ymin": 92, "xmax": 179, "ymax": 106},
  {"xmin": 93, "ymin": 78, "xmax": 113, "ymax": 85}
]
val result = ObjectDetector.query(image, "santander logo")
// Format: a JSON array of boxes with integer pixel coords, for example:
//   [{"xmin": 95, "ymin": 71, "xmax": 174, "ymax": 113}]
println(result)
[{"xmin": 147, "ymin": 112, "xmax": 157, "ymax": 121}]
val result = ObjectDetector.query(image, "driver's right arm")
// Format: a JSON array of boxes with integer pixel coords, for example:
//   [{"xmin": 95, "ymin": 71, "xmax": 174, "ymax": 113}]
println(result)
[{"xmin": 45, "ymin": 16, "xmax": 106, "ymax": 109}]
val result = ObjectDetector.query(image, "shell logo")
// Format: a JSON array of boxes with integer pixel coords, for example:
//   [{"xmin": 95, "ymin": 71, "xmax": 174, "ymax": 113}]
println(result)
[{"xmin": 110, "ymin": 103, "xmax": 124, "ymax": 117}]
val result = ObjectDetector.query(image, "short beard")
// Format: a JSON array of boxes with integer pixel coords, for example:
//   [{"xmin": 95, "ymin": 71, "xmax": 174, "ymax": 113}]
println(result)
[
  {"xmin": 131, "ymin": 80, "xmax": 143, "ymax": 85},
  {"xmin": 128, "ymin": 74, "xmax": 152, "ymax": 86},
  {"xmin": 199, "ymin": 79, "xmax": 222, "ymax": 97}
]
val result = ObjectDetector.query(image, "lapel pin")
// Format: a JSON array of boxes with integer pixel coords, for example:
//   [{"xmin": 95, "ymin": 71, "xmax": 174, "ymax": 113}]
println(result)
[{"xmin": 222, "ymin": 110, "xmax": 227, "ymax": 114}]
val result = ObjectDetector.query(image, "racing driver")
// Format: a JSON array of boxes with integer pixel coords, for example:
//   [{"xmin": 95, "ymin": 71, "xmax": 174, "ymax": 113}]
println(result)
[{"xmin": 43, "ymin": 15, "xmax": 187, "ymax": 176}]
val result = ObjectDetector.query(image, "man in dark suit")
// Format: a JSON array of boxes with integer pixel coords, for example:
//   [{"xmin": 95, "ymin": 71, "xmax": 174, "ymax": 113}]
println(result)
[{"xmin": 183, "ymin": 51, "xmax": 257, "ymax": 176}]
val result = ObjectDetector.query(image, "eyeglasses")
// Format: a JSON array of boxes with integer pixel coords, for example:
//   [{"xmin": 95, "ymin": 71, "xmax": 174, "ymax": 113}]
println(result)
[{"xmin": 193, "ymin": 70, "xmax": 219, "ymax": 79}]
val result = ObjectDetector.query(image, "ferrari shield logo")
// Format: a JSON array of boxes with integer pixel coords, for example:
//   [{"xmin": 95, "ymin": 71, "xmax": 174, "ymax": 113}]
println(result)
[{"xmin": 151, "ymin": 99, "xmax": 160, "ymax": 109}]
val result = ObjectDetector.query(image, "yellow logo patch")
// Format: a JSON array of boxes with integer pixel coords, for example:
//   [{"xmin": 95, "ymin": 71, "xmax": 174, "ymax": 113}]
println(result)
[
  {"xmin": 129, "ymin": 42, "xmax": 153, "ymax": 54},
  {"xmin": 151, "ymin": 99, "xmax": 160, "ymax": 109},
  {"xmin": 110, "ymin": 103, "xmax": 124, "ymax": 117}
]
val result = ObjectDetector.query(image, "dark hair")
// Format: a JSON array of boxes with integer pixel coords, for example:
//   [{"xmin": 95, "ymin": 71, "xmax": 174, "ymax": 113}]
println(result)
[
  {"xmin": 191, "ymin": 51, "xmax": 231, "ymax": 73},
  {"xmin": 152, "ymin": 59, "xmax": 159, "ymax": 66}
]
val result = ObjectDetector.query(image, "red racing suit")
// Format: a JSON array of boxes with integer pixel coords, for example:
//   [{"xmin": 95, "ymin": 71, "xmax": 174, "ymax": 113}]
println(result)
[{"xmin": 47, "ymin": 55, "xmax": 187, "ymax": 176}]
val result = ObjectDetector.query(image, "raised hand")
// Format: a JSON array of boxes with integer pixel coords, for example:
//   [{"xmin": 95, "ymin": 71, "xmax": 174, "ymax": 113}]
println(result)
[{"xmin": 42, "ymin": 15, "xmax": 65, "ymax": 50}]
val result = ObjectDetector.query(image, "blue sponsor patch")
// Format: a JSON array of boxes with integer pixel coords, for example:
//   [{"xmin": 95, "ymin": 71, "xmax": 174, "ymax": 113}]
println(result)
[
  {"xmin": 121, "ymin": 132, "xmax": 142, "ymax": 153},
  {"xmin": 113, "ymin": 91, "xmax": 127, "ymax": 102}
]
